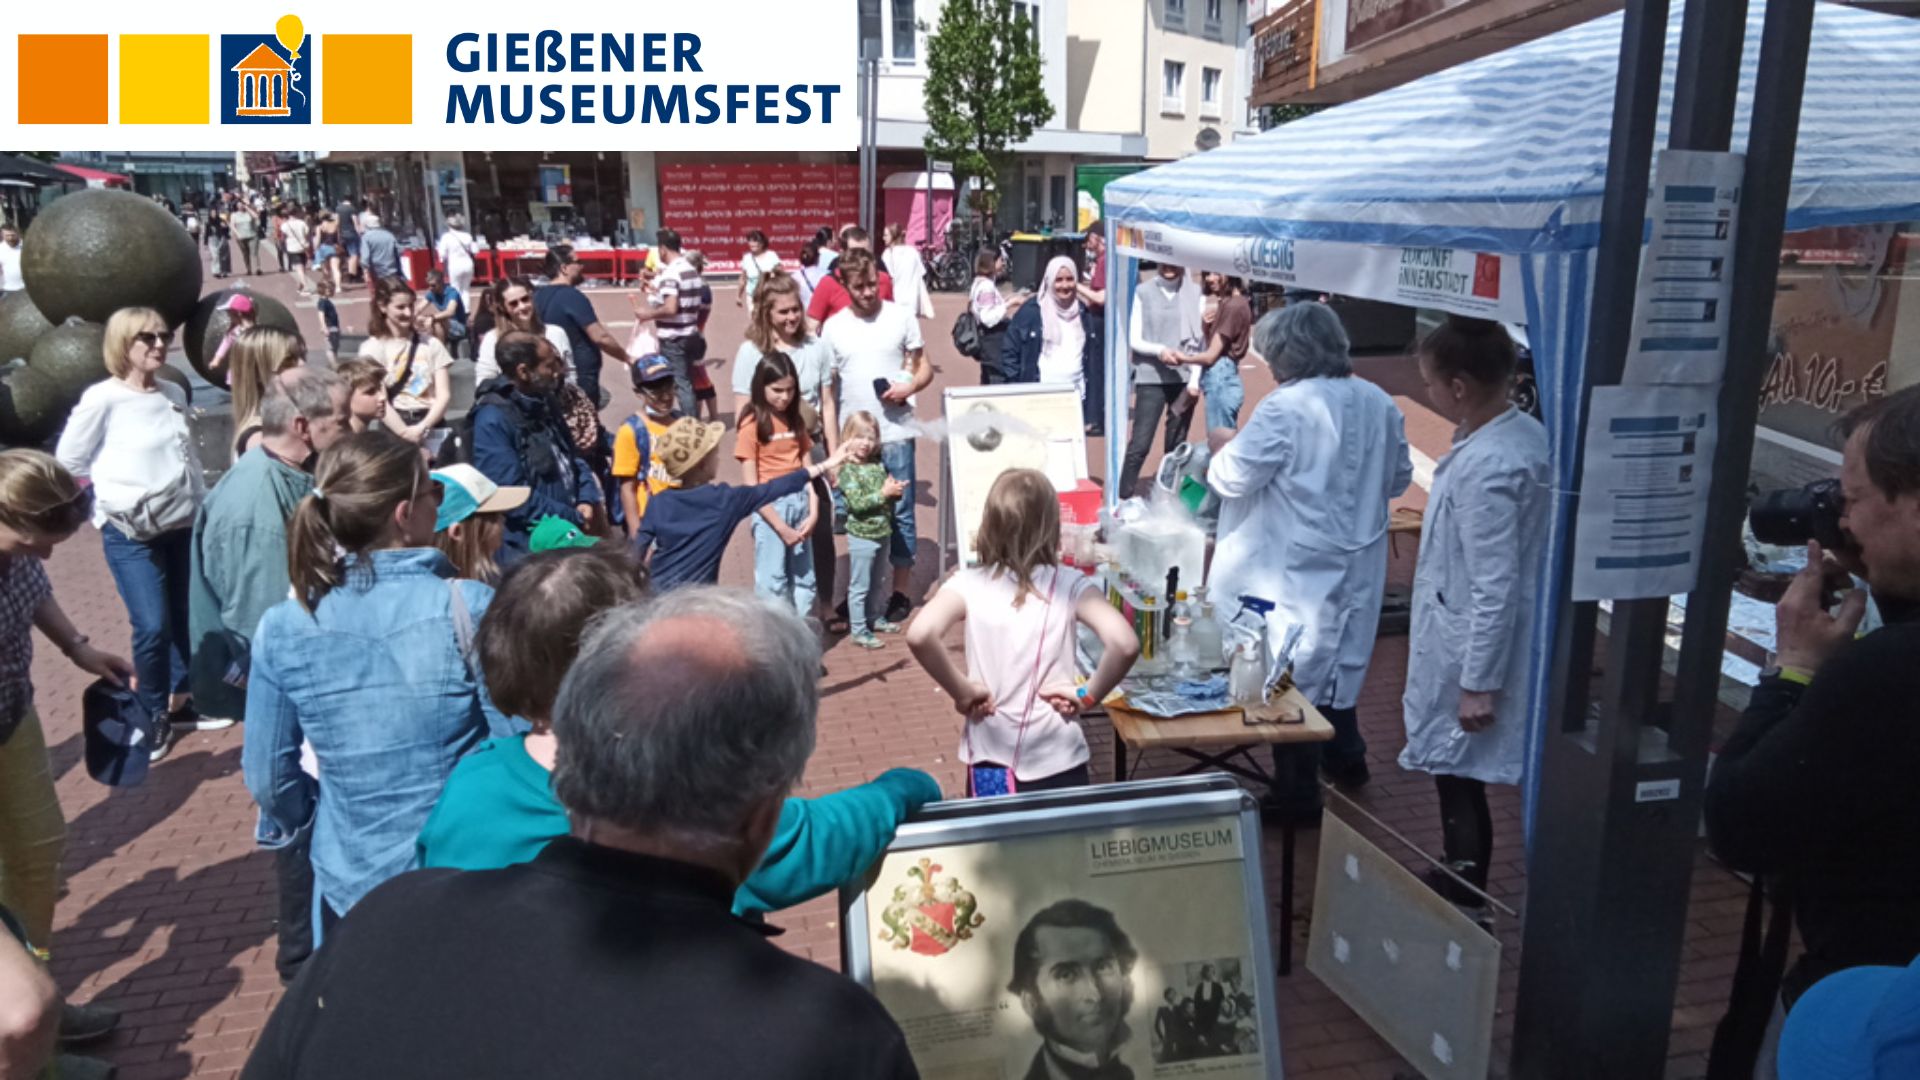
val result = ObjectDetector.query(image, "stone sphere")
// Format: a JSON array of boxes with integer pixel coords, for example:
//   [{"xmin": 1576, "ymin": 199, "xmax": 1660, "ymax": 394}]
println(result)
[
  {"xmin": 155, "ymin": 363, "xmax": 193, "ymax": 406},
  {"xmin": 0, "ymin": 366, "xmax": 71, "ymax": 447},
  {"xmin": 28, "ymin": 321, "xmax": 109, "ymax": 403},
  {"xmin": 21, "ymin": 189, "xmax": 203, "ymax": 327},
  {"xmin": 182, "ymin": 289, "xmax": 300, "ymax": 384},
  {"xmin": 0, "ymin": 291, "xmax": 54, "ymax": 366}
]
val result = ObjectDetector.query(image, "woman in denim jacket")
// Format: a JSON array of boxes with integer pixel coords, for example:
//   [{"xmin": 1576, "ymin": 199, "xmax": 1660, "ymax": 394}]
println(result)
[{"xmin": 243, "ymin": 431, "xmax": 510, "ymax": 934}]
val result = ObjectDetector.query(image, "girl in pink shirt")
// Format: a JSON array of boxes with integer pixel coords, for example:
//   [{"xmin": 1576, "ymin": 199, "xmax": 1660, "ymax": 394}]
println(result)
[{"xmin": 906, "ymin": 469, "xmax": 1139, "ymax": 794}]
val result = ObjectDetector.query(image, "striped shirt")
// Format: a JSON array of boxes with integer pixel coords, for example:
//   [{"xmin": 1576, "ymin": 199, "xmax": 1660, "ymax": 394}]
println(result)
[{"xmin": 656, "ymin": 256, "xmax": 706, "ymax": 338}]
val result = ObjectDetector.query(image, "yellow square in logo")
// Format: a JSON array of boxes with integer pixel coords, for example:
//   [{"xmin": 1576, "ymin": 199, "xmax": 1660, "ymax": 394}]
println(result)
[
  {"xmin": 121, "ymin": 35, "xmax": 211, "ymax": 124},
  {"xmin": 322, "ymin": 35, "xmax": 410, "ymax": 124}
]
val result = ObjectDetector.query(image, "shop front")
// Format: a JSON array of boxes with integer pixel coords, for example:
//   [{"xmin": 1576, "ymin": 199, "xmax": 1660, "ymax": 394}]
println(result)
[{"xmin": 460, "ymin": 151, "xmax": 632, "ymax": 248}]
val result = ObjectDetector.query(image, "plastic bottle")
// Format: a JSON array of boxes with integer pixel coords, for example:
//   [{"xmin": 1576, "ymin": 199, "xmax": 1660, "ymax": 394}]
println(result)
[
  {"xmin": 1168, "ymin": 615, "xmax": 1200, "ymax": 679},
  {"xmin": 1191, "ymin": 588, "xmax": 1224, "ymax": 670}
]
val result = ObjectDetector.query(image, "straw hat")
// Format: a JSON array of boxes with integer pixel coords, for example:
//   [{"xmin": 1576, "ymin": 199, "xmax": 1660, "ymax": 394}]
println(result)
[{"xmin": 655, "ymin": 418, "xmax": 726, "ymax": 480}]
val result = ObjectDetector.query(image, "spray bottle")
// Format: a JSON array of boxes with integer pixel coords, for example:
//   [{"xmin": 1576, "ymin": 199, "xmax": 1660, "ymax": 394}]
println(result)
[{"xmin": 1225, "ymin": 596, "xmax": 1276, "ymax": 707}]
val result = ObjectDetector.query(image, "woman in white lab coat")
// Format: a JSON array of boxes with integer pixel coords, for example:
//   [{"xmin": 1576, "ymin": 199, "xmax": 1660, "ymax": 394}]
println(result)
[
  {"xmin": 1399, "ymin": 316, "xmax": 1550, "ymax": 907},
  {"xmin": 1206, "ymin": 303, "xmax": 1412, "ymax": 815}
]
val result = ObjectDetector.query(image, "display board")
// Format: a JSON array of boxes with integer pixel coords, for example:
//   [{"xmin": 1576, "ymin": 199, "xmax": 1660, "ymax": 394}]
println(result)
[
  {"xmin": 657, "ymin": 163, "xmax": 859, "ymax": 273},
  {"xmin": 1306, "ymin": 814, "xmax": 1499, "ymax": 1080},
  {"xmin": 942, "ymin": 383, "xmax": 1089, "ymax": 566},
  {"xmin": 843, "ymin": 777, "xmax": 1284, "ymax": 1080}
]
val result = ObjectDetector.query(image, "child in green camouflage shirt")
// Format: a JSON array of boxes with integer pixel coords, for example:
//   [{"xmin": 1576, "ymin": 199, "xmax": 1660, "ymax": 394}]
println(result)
[{"xmin": 836, "ymin": 412, "xmax": 907, "ymax": 648}]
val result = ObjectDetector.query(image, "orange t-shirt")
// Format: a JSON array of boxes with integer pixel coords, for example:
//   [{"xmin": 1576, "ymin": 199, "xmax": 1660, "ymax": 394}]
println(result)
[{"xmin": 733, "ymin": 412, "xmax": 812, "ymax": 481}]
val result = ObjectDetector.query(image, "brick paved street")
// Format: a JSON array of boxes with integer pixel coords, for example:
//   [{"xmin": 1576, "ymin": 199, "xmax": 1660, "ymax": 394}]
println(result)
[{"xmin": 29, "ymin": 259, "xmax": 1748, "ymax": 1078}]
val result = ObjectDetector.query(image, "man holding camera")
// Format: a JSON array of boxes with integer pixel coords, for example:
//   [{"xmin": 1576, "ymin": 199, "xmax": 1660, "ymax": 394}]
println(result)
[{"xmin": 1705, "ymin": 385, "xmax": 1920, "ymax": 1050}]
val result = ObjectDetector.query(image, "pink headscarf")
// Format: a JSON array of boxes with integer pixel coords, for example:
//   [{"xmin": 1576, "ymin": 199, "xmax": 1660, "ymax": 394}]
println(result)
[{"xmin": 1039, "ymin": 255, "xmax": 1083, "ymax": 347}]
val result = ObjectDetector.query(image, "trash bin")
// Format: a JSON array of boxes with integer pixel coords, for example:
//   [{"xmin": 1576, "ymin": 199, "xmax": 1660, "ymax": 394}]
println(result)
[{"xmin": 1008, "ymin": 233, "xmax": 1048, "ymax": 293}]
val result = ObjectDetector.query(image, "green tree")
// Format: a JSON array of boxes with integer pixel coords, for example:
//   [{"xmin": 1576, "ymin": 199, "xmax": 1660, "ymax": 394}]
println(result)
[{"xmin": 921, "ymin": 0, "xmax": 1054, "ymax": 221}]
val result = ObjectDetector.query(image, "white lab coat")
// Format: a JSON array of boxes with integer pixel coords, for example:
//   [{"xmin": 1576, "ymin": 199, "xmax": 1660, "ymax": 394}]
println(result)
[
  {"xmin": 1399, "ymin": 407, "xmax": 1551, "ymax": 785},
  {"xmin": 1207, "ymin": 376, "xmax": 1413, "ymax": 710}
]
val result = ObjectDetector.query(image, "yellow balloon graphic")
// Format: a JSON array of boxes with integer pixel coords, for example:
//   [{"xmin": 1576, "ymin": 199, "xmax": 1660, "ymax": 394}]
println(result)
[{"xmin": 275, "ymin": 15, "xmax": 304, "ymax": 61}]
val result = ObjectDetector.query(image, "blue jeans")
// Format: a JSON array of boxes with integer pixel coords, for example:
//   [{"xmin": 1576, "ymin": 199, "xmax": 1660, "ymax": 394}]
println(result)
[
  {"xmin": 1201, "ymin": 360, "xmax": 1245, "ymax": 432},
  {"xmin": 101, "ymin": 523, "xmax": 192, "ymax": 721},
  {"xmin": 750, "ymin": 487, "xmax": 817, "ymax": 617},
  {"xmin": 879, "ymin": 441, "xmax": 918, "ymax": 571},
  {"xmin": 660, "ymin": 333, "xmax": 707, "ymax": 419},
  {"xmin": 845, "ymin": 535, "xmax": 885, "ymax": 635}
]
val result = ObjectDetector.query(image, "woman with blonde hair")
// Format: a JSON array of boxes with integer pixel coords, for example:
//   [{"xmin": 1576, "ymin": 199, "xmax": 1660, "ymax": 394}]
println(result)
[
  {"xmin": 228, "ymin": 326, "xmax": 307, "ymax": 458},
  {"xmin": 56, "ymin": 306, "xmax": 207, "ymax": 750},
  {"xmin": 243, "ymin": 430, "xmax": 507, "ymax": 930},
  {"xmin": 906, "ymin": 468, "xmax": 1140, "ymax": 795}
]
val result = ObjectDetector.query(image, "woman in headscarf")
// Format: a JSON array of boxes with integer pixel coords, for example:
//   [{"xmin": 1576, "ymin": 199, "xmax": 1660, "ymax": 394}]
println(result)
[{"xmin": 1002, "ymin": 255, "xmax": 1094, "ymax": 392}]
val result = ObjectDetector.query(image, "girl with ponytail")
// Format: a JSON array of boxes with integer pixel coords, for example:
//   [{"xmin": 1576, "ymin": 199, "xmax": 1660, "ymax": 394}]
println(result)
[{"xmin": 245, "ymin": 430, "xmax": 509, "ymax": 938}]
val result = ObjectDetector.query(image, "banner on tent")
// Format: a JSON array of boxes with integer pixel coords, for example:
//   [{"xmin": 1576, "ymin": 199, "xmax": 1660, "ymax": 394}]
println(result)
[{"xmin": 1113, "ymin": 223, "xmax": 1527, "ymax": 323}]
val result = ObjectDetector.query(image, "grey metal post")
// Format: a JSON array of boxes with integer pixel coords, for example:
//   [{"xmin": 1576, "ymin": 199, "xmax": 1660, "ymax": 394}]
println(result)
[{"xmin": 1514, "ymin": 0, "xmax": 1819, "ymax": 1074}]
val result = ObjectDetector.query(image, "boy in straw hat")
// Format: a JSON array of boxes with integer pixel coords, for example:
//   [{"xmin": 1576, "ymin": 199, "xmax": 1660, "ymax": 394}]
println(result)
[{"xmin": 634, "ymin": 418, "xmax": 867, "ymax": 589}]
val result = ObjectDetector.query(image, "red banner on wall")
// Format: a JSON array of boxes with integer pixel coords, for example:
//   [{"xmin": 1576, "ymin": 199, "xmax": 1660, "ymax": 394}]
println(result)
[{"xmin": 658, "ymin": 163, "xmax": 861, "ymax": 274}]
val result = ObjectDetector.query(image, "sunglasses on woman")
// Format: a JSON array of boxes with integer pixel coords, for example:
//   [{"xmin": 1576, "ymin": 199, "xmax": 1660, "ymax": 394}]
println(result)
[{"xmin": 134, "ymin": 330, "xmax": 175, "ymax": 348}]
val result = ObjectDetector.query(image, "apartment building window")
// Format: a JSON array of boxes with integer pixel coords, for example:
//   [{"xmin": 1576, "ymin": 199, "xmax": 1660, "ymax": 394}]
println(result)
[
  {"xmin": 1012, "ymin": 1, "xmax": 1041, "ymax": 46},
  {"xmin": 892, "ymin": 0, "xmax": 916, "ymax": 62},
  {"xmin": 1165, "ymin": 0, "xmax": 1187, "ymax": 29},
  {"xmin": 1205, "ymin": 0, "xmax": 1223, "ymax": 25},
  {"xmin": 1163, "ymin": 59, "xmax": 1187, "ymax": 114},
  {"xmin": 1201, "ymin": 66, "xmax": 1222, "ymax": 116}
]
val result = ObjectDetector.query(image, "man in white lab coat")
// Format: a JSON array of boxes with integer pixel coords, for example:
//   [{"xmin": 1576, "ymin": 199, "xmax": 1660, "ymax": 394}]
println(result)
[{"xmin": 1207, "ymin": 303, "xmax": 1413, "ymax": 817}]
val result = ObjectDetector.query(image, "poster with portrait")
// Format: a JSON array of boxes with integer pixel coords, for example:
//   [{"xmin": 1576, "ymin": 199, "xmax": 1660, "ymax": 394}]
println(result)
[{"xmin": 843, "ymin": 777, "xmax": 1283, "ymax": 1079}]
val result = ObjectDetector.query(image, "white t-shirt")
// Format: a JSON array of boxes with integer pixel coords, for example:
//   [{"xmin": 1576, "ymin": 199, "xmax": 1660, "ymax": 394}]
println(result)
[
  {"xmin": 1038, "ymin": 316, "xmax": 1088, "ymax": 386},
  {"xmin": 882, "ymin": 245, "xmax": 927, "ymax": 317},
  {"xmin": 436, "ymin": 229, "xmax": 476, "ymax": 275},
  {"xmin": 824, "ymin": 301, "xmax": 923, "ymax": 445},
  {"xmin": 357, "ymin": 335, "xmax": 453, "ymax": 413},
  {"xmin": 954, "ymin": 564, "xmax": 1096, "ymax": 781},
  {"xmin": 53, "ymin": 379, "xmax": 199, "ymax": 527},
  {"xmin": 0, "ymin": 243, "xmax": 22, "ymax": 293},
  {"xmin": 474, "ymin": 325, "xmax": 574, "ymax": 385},
  {"xmin": 280, "ymin": 217, "xmax": 310, "ymax": 255}
]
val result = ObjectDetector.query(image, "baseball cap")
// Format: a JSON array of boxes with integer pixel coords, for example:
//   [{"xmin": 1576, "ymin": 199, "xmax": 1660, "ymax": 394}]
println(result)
[
  {"xmin": 1777, "ymin": 953, "xmax": 1920, "ymax": 1079},
  {"xmin": 655, "ymin": 418, "xmax": 726, "ymax": 480},
  {"xmin": 631, "ymin": 354, "xmax": 674, "ymax": 389},
  {"xmin": 221, "ymin": 294, "xmax": 255, "ymax": 314},
  {"xmin": 529, "ymin": 515, "xmax": 599, "ymax": 553},
  {"xmin": 431, "ymin": 464, "xmax": 530, "ymax": 533}
]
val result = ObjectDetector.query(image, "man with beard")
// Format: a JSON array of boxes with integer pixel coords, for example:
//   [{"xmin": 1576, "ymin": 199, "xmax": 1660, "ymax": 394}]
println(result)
[
  {"xmin": 469, "ymin": 332, "xmax": 603, "ymax": 561},
  {"xmin": 1009, "ymin": 900, "xmax": 1138, "ymax": 1080}
]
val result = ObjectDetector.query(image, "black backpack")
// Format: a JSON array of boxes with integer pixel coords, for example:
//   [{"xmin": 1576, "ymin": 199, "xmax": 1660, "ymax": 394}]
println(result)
[{"xmin": 951, "ymin": 310, "xmax": 986, "ymax": 361}]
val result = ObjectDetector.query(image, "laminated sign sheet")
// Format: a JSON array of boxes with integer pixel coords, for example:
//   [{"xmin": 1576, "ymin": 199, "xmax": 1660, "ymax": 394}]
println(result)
[
  {"xmin": 845, "ymin": 783, "xmax": 1282, "ymax": 1080},
  {"xmin": 1572, "ymin": 384, "xmax": 1719, "ymax": 601}
]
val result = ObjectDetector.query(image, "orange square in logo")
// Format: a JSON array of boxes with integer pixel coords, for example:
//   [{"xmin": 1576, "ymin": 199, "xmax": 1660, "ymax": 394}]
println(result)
[
  {"xmin": 18, "ymin": 35, "xmax": 109, "ymax": 124},
  {"xmin": 322, "ymin": 35, "xmax": 411, "ymax": 124}
]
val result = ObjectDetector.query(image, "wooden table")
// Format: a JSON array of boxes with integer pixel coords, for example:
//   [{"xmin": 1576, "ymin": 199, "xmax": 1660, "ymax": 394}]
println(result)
[{"xmin": 1105, "ymin": 686, "xmax": 1333, "ymax": 974}]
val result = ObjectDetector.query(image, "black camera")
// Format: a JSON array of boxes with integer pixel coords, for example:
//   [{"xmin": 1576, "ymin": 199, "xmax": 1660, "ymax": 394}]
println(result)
[{"xmin": 1749, "ymin": 478, "xmax": 1849, "ymax": 551}]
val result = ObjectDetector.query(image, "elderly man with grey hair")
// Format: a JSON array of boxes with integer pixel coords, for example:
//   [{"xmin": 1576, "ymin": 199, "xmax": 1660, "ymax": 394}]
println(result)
[
  {"xmin": 1207, "ymin": 302, "xmax": 1412, "ymax": 820},
  {"xmin": 241, "ymin": 587, "xmax": 921, "ymax": 1080},
  {"xmin": 188, "ymin": 367, "xmax": 350, "ymax": 983}
]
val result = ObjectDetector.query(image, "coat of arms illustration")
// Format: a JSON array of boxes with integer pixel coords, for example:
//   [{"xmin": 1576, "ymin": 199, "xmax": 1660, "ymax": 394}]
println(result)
[{"xmin": 877, "ymin": 857, "xmax": 984, "ymax": 957}]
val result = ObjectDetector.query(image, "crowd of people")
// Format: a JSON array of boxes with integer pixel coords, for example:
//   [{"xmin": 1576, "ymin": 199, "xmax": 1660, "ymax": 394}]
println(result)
[{"xmin": 0, "ymin": 194, "xmax": 1913, "ymax": 1078}]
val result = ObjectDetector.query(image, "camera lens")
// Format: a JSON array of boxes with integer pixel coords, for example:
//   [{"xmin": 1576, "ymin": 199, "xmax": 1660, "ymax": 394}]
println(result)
[{"xmin": 1749, "ymin": 478, "xmax": 1847, "ymax": 550}]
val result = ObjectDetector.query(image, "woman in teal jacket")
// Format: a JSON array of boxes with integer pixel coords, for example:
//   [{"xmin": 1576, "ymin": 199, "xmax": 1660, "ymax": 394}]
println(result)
[{"xmin": 416, "ymin": 546, "xmax": 941, "ymax": 914}]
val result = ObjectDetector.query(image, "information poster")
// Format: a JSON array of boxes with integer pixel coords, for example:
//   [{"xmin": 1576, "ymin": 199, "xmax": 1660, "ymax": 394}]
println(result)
[
  {"xmin": 861, "ymin": 814, "xmax": 1273, "ymax": 1080},
  {"xmin": 1572, "ymin": 384, "xmax": 1720, "ymax": 601},
  {"xmin": 657, "ymin": 163, "xmax": 860, "ymax": 273},
  {"xmin": 943, "ymin": 385, "xmax": 1089, "ymax": 565},
  {"xmin": 1621, "ymin": 149, "xmax": 1745, "ymax": 386}
]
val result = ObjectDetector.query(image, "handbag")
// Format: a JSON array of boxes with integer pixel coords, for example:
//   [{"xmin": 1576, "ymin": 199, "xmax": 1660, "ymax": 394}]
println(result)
[
  {"xmin": 964, "ymin": 572, "xmax": 1060, "ymax": 798},
  {"xmin": 104, "ymin": 465, "xmax": 199, "ymax": 542}
]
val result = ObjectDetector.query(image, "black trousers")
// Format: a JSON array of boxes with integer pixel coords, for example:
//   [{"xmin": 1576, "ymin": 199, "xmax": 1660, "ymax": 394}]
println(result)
[
  {"xmin": 1267, "ymin": 705, "xmax": 1366, "ymax": 813},
  {"xmin": 1119, "ymin": 380, "xmax": 1196, "ymax": 500},
  {"xmin": 1082, "ymin": 312, "xmax": 1107, "ymax": 430},
  {"xmin": 274, "ymin": 831, "xmax": 316, "ymax": 984},
  {"xmin": 1435, "ymin": 774, "xmax": 1493, "ymax": 887}
]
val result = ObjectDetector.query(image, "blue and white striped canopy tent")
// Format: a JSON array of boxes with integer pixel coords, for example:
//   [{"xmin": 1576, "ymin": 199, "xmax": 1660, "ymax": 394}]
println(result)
[{"xmin": 1101, "ymin": 0, "xmax": 1920, "ymax": 826}]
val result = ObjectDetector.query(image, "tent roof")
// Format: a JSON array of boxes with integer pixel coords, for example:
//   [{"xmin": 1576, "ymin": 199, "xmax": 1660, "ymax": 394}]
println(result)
[
  {"xmin": 52, "ymin": 163, "xmax": 129, "ymax": 187},
  {"xmin": 1105, "ymin": 1, "xmax": 1920, "ymax": 255},
  {"xmin": 0, "ymin": 152, "xmax": 73, "ymax": 185}
]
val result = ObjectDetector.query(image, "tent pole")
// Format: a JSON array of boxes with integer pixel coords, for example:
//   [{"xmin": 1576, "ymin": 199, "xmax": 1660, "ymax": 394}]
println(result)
[{"xmin": 1104, "ymin": 244, "xmax": 1133, "ymax": 505}]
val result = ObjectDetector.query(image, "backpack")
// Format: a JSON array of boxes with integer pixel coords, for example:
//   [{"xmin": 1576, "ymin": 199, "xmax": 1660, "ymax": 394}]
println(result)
[
  {"xmin": 951, "ymin": 310, "xmax": 986, "ymax": 362},
  {"xmin": 435, "ymin": 380, "xmax": 511, "ymax": 468}
]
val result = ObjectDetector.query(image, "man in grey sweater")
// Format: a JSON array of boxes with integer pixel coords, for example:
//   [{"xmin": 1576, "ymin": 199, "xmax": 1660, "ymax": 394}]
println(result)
[{"xmin": 1120, "ymin": 263, "xmax": 1205, "ymax": 498}]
